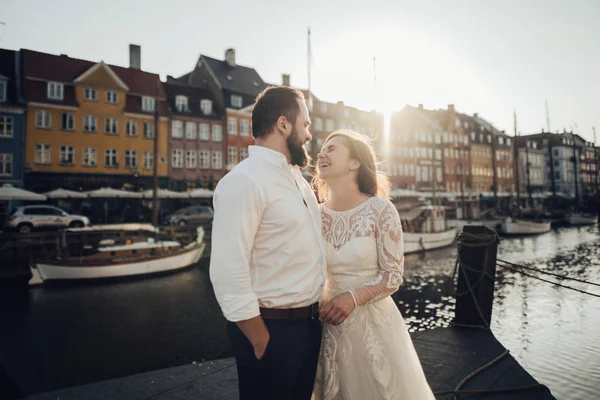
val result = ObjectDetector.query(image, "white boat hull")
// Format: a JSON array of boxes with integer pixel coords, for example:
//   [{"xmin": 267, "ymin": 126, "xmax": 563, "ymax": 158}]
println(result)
[
  {"xmin": 33, "ymin": 243, "xmax": 205, "ymax": 283},
  {"xmin": 403, "ymin": 228, "xmax": 457, "ymax": 254},
  {"xmin": 566, "ymin": 214, "xmax": 598, "ymax": 226},
  {"xmin": 500, "ymin": 219, "xmax": 551, "ymax": 235}
]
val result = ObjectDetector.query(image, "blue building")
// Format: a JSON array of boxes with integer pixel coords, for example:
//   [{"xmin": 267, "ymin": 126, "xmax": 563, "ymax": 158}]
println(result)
[{"xmin": 0, "ymin": 49, "xmax": 26, "ymax": 218}]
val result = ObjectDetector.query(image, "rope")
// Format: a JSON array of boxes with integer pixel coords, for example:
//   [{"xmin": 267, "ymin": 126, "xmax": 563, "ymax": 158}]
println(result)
[
  {"xmin": 497, "ymin": 258, "xmax": 600, "ymax": 288},
  {"xmin": 498, "ymin": 263, "xmax": 600, "ymax": 299},
  {"xmin": 433, "ymin": 350, "xmax": 550, "ymax": 399}
]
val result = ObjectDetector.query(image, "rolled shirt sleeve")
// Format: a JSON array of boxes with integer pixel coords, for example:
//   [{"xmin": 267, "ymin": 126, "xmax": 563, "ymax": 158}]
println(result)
[{"xmin": 209, "ymin": 172, "xmax": 263, "ymax": 322}]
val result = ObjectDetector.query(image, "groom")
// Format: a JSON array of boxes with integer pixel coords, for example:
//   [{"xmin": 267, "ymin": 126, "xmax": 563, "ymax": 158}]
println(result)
[{"xmin": 210, "ymin": 86, "xmax": 327, "ymax": 400}]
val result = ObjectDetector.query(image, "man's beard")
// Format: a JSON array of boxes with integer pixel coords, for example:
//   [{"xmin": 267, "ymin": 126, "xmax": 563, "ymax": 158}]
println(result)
[{"xmin": 287, "ymin": 126, "xmax": 311, "ymax": 168}]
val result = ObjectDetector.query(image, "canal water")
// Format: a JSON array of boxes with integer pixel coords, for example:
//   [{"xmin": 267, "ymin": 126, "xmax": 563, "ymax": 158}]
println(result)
[{"xmin": 1, "ymin": 225, "xmax": 599, "ymax": 399}]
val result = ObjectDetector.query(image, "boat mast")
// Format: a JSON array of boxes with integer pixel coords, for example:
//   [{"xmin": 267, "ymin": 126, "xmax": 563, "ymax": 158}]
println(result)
[{"xmin": 513, "ymin": 110, "xmax": 520, "ymax": 206}]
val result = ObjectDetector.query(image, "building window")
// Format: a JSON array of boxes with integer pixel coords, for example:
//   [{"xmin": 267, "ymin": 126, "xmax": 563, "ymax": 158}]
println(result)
[
  {"xmin": 231, "ymin": 95, "xmax": 243, "ymax": 108},
  {"xmin": 325, "ymin": 119, "xmax": 335, "ymax": 132},
  {"xmin": 199, "ymin": 150, "xmax": 210, "ymax": 169},
  {"xmin": 105, "ymin": 149, "xmax": 118, "ymax": 167},
  {"xmin": 186, "ymin": 150, "xmax": 197, "ymax": 168},
  {"xmin": 83, "ymin": 148, "xmax": 97, "ymax": 166},
  {"xmin": 201, "ymin": 100, "xmax": 213, "ymax": 115},
  {"xmin": 83, "ymin": 115, "xmax": 97, "ymax": 132},
  {"xmin": 0, "ymin": 116, "xmax": 13, "ymax": 138},
  {"xmin": 197, "ymin": 123, "xmax": 209, "ymax": 141},
  {"xmin": 142, "ymin": 96, "xmax": 155, "ymax": 112},
  {"xmin": 0, "ymin": 154, "xmax": 13, "ymax": 176},
  {"xmin": 125, "ymin": 150, "xmax": 137, "ymax": 168},
  {"xmin": 320, "ymin": 103, "xmax": 328, "ymax": 113},
  {"xmin": 240, "ymin": 119, "xmax": 250, "ymax": 136},
  {"xmin": 212, "ymin": 151, "xmax": 222, "ymax": 169},
  {"xmin": 143, "ymin": 152, "xmax": 154, "ymax": 169},
  {"xmin": 240, "ymin": 148, "xmax": 249, "ymax": 161},
  {"xmin": 228, "ymin": 147, "xmax": 238, "ymax": 167},
  {"xmin": 172, "ymin": 149, "xmax": 183, "ymax": 168},
  {"xmin": 314, "ymin": 118, "xmax": 323, "ymax": 131},
  {"xmin": 35, "ymin": 144, "xmax": 51, "ymax": 164},
  {"xmin": 175, "ymin": 95, "xmax": 189, "ymax": 112},
  {"xmin": 435, "ymin": 149, "xmax": 442, "ymax": 160},
  {"xmin": 60, "ymin": 145, "xmax": 74, "ymax": 165},
  {"xmin": 105, "ymin": 91, "xmax": 119, "ymax": 104},
  {"xmin": 228, "ymin": 117, "xmax": 238, "ymax": 134},
  {"xmin": 212, "ymin": 124, "xmax": 223, "ymax": 142},
  {"xmin": 172, "ymin": 120, "xmax": 183, "ymax": 138},
  {"xmin": 143, "ymin": 122, "xmax": 155, "ymax": 139},
  {"xmin": 105, "ymin": 117, "xmax": 118, "ymax": 135},
  {"xmin": 84, "ymin": 87, "xmax": 96, "ymax": 101},
  {"xmin": 555, "ymin": 171, "xmax": 560, "ymax": 180},
  {"xmin": 47, "ymin": 82, "xmax": 64, "ymax": 100},
  {"xmin": 0, "ymin": 80, "xmax": 6, "ymax": 102},
  {"xmin": 186, "ymin": 122, "xmax": 197, "ymax": 140},
  {"xmin": 36, "ymin": 110, "xmax": 51, "ymax": 129},
  {"xmin": 125, "ymin": 121, "xmax": 137, "ymax": 136}
]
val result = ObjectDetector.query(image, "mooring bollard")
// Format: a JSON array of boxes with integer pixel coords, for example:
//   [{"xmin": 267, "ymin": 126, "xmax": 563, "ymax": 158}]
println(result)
[{"xmin": 454, "ymin": 225, "xmax": 499, "ymax": 329}]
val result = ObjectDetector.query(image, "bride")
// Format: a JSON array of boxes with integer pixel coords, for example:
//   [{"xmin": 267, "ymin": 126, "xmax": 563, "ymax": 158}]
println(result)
[{"xmin": 311, "ymin": 130, "xmax": 435, "ymax": 400}]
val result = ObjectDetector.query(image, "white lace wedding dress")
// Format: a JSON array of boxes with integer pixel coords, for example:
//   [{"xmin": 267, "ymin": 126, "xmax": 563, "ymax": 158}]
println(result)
[{"xmin": 312, "ymin": 197, "xmax": 435, "ymax": 400}]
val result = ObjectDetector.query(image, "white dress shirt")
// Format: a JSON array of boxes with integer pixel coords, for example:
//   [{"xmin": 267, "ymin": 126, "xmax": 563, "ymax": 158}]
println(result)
[{"xmin": 210, "ymin": 145, "xmax": 327, "ymax": 322}]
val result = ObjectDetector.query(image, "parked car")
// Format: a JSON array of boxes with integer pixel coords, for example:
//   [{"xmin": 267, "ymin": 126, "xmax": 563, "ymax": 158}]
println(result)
[
  {"xmin": 166, "ymin": 206, "xmax": 213, "ymax": 227},
  {"xmin": 4, "ymin": 205, "xmax": 91, "ymax": 233}
]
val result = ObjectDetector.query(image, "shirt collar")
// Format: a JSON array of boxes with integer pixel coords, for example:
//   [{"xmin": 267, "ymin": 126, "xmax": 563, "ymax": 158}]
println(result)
[{"xmin": 249, "ymin": 145, "xmax": 290, "ymax": 169}]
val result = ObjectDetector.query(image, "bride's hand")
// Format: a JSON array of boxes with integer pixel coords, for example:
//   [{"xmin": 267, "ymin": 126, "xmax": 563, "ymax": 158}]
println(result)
[{"xmin": 319, "ymin": 292, "xmax": 356, "ymax": 326}]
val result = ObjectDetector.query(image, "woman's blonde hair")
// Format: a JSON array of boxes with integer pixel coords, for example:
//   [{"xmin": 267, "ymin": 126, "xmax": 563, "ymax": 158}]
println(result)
[{"xmin": 312, "ymin": 130, "xmax": 390, "ymax": 202}]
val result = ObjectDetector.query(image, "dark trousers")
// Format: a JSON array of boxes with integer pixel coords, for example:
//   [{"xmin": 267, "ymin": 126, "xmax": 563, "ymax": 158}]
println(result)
[{"xmin": 228, "ymin": 317, "xmax": 322, "ymax": 400}]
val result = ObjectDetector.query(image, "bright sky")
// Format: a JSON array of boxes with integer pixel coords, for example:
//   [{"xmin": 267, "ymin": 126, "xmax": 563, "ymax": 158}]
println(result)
[{"xmin": 2, "ymin": 0, "xmax": 599, "ymax": 142}]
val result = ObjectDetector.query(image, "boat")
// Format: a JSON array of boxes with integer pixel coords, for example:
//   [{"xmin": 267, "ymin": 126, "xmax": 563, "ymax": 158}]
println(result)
[
  {"xmin": 29, "ymin": 227, "xmax": 205, "ymax": 285},
  {"xmin": 565, "ymin": 213, "xmax": 599, "ymax": 226},
  {"xmin": 399, "ymin": 206, "xmax": 457, "ymax": 253},
  {"xmin": 500, "ymin": 218, "xmax": 551, "ymax": 236}
]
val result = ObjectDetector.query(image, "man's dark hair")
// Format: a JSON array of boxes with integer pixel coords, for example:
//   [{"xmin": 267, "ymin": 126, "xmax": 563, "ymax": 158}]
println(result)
[{"xmin": 252, "ymin": 86, "xmax": 305, "ymax": 139}]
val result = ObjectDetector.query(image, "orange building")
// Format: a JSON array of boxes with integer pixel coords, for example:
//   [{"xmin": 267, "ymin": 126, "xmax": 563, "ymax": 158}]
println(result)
[{"xmin": 22, "ymin": 46, "xmax": 169, "ymax": 192}]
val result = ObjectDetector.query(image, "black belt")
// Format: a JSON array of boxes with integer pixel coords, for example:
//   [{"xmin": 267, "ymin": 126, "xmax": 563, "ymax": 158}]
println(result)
[{"xmin": 259, "ymin": 303, "xmax": 319, "ymax": 320}]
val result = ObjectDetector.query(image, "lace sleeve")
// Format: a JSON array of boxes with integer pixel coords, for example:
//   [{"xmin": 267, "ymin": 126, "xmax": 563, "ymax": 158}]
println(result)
[{"xmin": 352, "ymin": 199, "xmax": 405, "ymax": 305}]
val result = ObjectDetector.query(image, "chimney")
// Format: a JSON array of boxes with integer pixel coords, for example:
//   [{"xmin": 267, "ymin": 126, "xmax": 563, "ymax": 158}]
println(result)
[
  {"xmin": 418, "ymin": 104, "xmax": 423, "ymax": 110},
  {"xmin": 282, "ymin": 74, "xmax": 290, "ymax": 86},
  {"xmin": 448, "ymin": 104, "xmax": 455, "ymax": 112},
  {"xmin": 225, "ymin": 48, "xmax": 236, "ymax": 67},
  {"xmin": 473, "ymin": 112, "xmax": 478, "ymax": 118},
  {"xmin": 129, "ymin": 44, "xmax": 141, "ymax": 70}
]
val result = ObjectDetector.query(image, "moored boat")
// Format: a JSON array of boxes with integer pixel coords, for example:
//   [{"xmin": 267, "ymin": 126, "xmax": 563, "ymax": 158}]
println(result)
[
  {"xmin": 29, "ymin": 227, "xmax": 205, "ymax": 285},
  {"xmin": 399, "ymin": 206, "xmax": 457, "ymax": 254},
  {"xmin": 500, "ymin": 218, "xmax": 551, "ymax": 236},
  {"xmin": 565, "ymin": 213, "xmax": 598, "ymax": 226}
]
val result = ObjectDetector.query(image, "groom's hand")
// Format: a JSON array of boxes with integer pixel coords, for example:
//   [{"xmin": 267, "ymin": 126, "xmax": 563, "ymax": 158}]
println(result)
[
  {"xmin": 236, "ymin": 316, "xmax": 271, "ymax": 360},
  {"xmin": 319, "ymin": 292, "xmax": 356, "ymax": 326}
]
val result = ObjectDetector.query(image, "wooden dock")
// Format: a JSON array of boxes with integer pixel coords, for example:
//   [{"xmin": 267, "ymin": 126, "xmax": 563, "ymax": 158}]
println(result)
[{"xmin": 17, "ymin": 327, "xmax": 554, "ymax": 400}]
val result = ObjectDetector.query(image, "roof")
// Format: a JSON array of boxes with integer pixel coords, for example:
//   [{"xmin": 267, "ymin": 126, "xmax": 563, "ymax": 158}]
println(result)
[
  {"xmin": 21, "ymin": 49, "xmax": 166, "ymax": 98},
  {"xmin": 21, "ymin": 49, "xmax": 168, "ymax": 115},
  {"xmin": 393, "ymin": 105, "xmax": 443, "ymax": 132},
  {"xmin": 162, "ymin": 81, "xmax": 222, "ymax": 119},
  {"xmin": 0, "ymin": 49, "xmax": 22, "ymax": 106},
  {"xmin": 201, "ymin": 55, "xmax": 267, "ymax": 96}
]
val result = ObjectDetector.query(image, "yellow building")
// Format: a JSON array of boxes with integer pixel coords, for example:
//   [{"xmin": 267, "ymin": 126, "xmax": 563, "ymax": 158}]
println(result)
[{"xmin": 22, "ymin": 47, "xmax": 169, "ymax": 192}]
